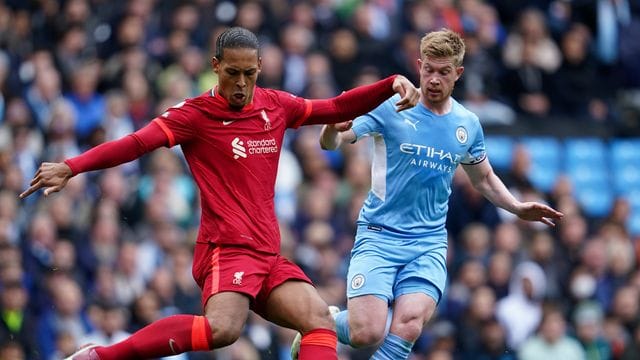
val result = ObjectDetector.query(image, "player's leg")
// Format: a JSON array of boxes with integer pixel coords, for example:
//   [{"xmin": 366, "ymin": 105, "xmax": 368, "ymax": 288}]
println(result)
[
  {"xmin": 370, "ymin": 292, "xmax": 437, "ymax": 360},
  {"xmin": 340, "ymin": 295, "xmax": 389, "ymax": 347},
  {"xmin": 256, "ymin": 255, "xmax": 340, "ymax": 360},
  {"xmin": 371, "ymin": 246, "xmax": 446, "ymax": 360},
  {"xmin": 263, "ymin": 280, "xmax": 338, "ymax": 360},
  {"xmin": 79, "ymin": 293, "xmax": 249, "ymax": 360},
  {"xmin": 336, "ymin": 238, "xmax": 398, "ymax": 347},
  {"xmin": 67, "ymin": 244, "xmax": 257, "ymax": 360}
]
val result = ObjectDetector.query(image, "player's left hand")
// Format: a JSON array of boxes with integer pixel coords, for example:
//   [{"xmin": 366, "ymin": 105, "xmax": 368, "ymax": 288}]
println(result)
[
  {"xmin": 392, "ymin": 75, "xmax": 420, "ymax": 112},
  {"xmin": 19, "ymin": 162, "xmax": 73, "ymax": 199},
  {"xmin": 515, "ymin": 202, "xmax": 564, "ymax": 227}
]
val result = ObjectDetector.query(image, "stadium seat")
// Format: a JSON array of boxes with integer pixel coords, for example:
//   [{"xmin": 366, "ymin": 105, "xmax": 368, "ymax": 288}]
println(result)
[
  {"xmin": 624, "ymin": 187, "xmax": 640, "ymax": 213},
  {"xmin": 610, "ymin": 138, "xmax": 640, "ymax": 194},
  {"xmin": 565, "ymin": 138, "xmax": 607, "ymax": 164},
  {"xmin": 610, "ymin": 138, "xmax": 640, "ymax": 166},
  {"xmin": 484, "ymin": 135, "xmax": 514, "ymax": 172},
  {"xmin": 565, "ymin": 162, "xmax": 610, "ymax": 188},
  {"xmin": 627, "ymin": 211, "xmax": 640, "ymax": 237},
  {"xmin": 613, "ymin": 163, "xmax": 640, "ymax": 194},
  {"xmin": 519, "ymin": 137, "xmax": 562, "ymax": 192},
  {"xmin": 573, "ymin": 184, "xmax": 615, "ymax": 218}
]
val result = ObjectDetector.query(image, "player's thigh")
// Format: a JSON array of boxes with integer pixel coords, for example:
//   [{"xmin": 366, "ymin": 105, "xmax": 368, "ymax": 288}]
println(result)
[
  {"xmin": 391, "ymin": 292, "xmax": 437, "ymax": 328},
  {"xmin": 347, "ymin": 294, "xmax": 389, "ymax": 334},
  {"xmin": 204, "ymin": 291, "xmax": 251, "ymax": 345},
  {"xmin": 262, "ymin": 280, "xmax": 333, "ymax": 333}
]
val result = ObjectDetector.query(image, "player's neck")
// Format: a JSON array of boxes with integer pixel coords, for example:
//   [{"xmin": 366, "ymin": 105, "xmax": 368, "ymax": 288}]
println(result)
[{"xmin": 422, "ymin": 96, "xmax": 452, "ymax": 115}]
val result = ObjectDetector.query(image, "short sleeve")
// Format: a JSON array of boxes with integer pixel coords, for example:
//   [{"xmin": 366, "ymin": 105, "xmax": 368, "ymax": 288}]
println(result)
[
  {"xmin": 351, "ymin": 95, "xmax": 397, "ymax": 140},
  {"xmin": 460, "ymin": 120, "xmax": 487, "ymax": 165},
  {"xmin": 154, "ymin": 99, "xmax": 199, "ymax": 146}
]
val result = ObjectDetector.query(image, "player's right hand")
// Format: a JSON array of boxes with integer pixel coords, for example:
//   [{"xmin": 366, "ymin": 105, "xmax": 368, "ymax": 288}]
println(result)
[
  {"xmin": 329, "ymin": 120, "xmax": 353, "ymax": 132},
  {"xmin": 19, "ymin": 162, "xmax": 73, "ymax": 199}
]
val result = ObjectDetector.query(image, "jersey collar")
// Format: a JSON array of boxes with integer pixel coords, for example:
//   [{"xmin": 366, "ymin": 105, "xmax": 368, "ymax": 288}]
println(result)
[{"xmin": 211, "ymin": 86, "xmax": 255, "ymax": 111}]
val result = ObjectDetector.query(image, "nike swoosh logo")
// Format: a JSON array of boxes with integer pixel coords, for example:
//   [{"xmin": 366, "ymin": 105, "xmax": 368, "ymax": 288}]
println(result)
[
  {"xmin": 169, "ymin": 339, "xmax": 178, "ymax": 354},
  {"xmin": 223, "ymin": 120, "xmax": 235, "ymax": 126}
]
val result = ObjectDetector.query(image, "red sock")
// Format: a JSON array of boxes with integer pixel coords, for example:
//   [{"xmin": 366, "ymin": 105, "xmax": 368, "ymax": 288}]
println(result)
[
  {"xmin": 95, "ymin": 315, "xmax": 213, "ymax": 360},
  {"xmin": 298, "ymin": 328, "xmax": 338, "ymax": 360}
]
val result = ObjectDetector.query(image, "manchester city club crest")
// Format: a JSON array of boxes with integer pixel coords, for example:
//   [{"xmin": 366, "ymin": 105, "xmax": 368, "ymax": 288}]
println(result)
[
  {"xmin": 351, "ymin": 274, "xmax": 365, "ymax": 289},
  {"xmin": 456, "ymin": 126, "xmax": 468, "ymax": 144}
]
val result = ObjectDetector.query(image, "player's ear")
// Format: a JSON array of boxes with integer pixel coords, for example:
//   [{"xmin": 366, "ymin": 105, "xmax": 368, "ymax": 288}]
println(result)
[
  {"xmin": 212, "ymin": 57, "xmax": 221, "ymax": 74},
  {"xmin": 455, "ymin": 66, "xmax": 464, "ymax": 80},
  {"xmin": 417, "ymin": 58, "xmax": 422, "ymax": 73},
  {"xmin": 257, "ymin": 57, "xmax": 262, "ymax": 73}
]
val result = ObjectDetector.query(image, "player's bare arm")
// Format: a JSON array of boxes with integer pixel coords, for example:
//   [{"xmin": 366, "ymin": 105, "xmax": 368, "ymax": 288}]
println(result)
[
  {"xmin": 319, "ymin": 121, "xmax": 355, "ymax": 150},
  {"xmin": 19, "ymin": 162, "xmax": 73, "ymax": 198},
  {"xmin": 462, "ymin": 160, "xmax": 564, "ymax": 226}
]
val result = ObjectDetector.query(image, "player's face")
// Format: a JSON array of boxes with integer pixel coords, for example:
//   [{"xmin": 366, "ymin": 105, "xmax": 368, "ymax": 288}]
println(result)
[
  {"xmin": 417, "ymin": 56, "xmax": 463, "ymax": 106},
  {"xmin": 212, "ymin": 48, "xmax": 261, "ymax": 109}
]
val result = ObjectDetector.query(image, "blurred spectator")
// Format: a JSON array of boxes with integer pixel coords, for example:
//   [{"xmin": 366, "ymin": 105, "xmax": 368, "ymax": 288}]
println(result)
[
  {"xmin": 610, "ymin": 285, "xmax": 640, "ymax": 335},
  {"xmin": 44, "ymin": 99, "xmax": 80, "ymax": 162},
  {"xmin": 0, "ymin": 341, "xmax": 26, "ymax": 360},
  {"xmin": 502, "ymin": 8, "xmax": 560, "ymax": 117},
  {"xmin": 79, "ymin": 301, "xmax": 130, "ymax": 346},
  {"xmin": 551, "ymin": 23, "xmax": 609, "ymax": 122},
  {"xmin": 528, "ymin": 230, "xmax": 563, "ymax": 300},
  {"xmin": 456, "ymin": 286, "xmax": 498, "ymax": 356},
  {"xmin": 487, "ymin": 251, "xmax": 514, "ymax": 300},
  {"xmin": 0, "ymin": 280, "xmax": 37, "ymax": 359},
  {"xmin": 518, "ymin": 305, "xmax": 585, "ymax": 359},
  {"xmin": 327, "ymin": 28, "xmax": 361, "ymax": 91},
  {"xmin": 447, "ymin": 169, "xmax": 501, "ymax": 239},
  {"xmin": 112, "ymin": 241, "xmax": 146, "ymax": 306},
  {"xmin": 64, "ymin": 60, "xmax": 105, "ymax": 143},
  {"xmin": 471, "ymin": 317, "xmax": 516, "ymax": 360},
  {"xmin": 502, "ymin": 8, "xmax": 561, "ymax": 73},
  {"xmin": 573, "ymin": 301, "xmax": 611, "ymax": 360},
  {"xmin": 496, "ymin": 261, "xmax": 547, "ymax": 350},
  {"xmin": 620, "ymin": 322, "xmax": 640, "ymax": 360},
  {"xmin": 24, "ymin": 65, "xmax": 64, "ymax": 130},
  {"xmin": 36, "ymin": 275, "xmax": 93, "ymax": 359},
  {"xmin": 280, "ymin": 23, "xmax": 314, "ymax": 95},
  {"xmin": 459, "ymin": 29, "xmax": 516, "ymax": 126}
]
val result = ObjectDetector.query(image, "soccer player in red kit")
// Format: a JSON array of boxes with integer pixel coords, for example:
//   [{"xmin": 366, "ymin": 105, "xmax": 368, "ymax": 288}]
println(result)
[{"xmin": 20, "ymin": 27, "xmax": 419, "ymax": 360}]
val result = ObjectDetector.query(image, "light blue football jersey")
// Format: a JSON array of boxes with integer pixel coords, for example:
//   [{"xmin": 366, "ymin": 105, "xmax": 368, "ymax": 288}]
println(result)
[{"xmin": 351, "ymin": 93, "xmax": 486, "ymax": 242}]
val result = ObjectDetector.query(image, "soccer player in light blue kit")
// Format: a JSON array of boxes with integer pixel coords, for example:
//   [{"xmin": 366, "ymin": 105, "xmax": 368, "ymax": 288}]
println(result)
[{"xmin": 293, "ymin": 29, "xmax": 564, "ymax": 359}]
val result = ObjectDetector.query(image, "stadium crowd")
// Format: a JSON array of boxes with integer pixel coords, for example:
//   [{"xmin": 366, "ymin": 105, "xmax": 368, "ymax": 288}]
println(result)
[{"xmin": 0, "ymin": 0, "xmax": 639, "ymax": 359}]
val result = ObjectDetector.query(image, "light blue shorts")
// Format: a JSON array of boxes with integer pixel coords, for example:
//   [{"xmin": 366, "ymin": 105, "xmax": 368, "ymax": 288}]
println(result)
[{"xmin": 346, "ymin": 224, "xmax": 448, "ymax": 304}]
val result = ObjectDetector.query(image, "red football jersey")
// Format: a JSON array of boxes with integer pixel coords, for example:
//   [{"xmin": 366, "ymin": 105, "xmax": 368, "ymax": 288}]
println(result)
[{"xmin": 153, "ymin": 87, "xmax": 311, "ymax": 254}]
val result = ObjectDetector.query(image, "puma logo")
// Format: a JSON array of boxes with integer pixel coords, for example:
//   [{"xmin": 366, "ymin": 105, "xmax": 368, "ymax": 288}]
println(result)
[{"xmin": 404, "ymin": 118, "xmax": 419, "ymax": 131}]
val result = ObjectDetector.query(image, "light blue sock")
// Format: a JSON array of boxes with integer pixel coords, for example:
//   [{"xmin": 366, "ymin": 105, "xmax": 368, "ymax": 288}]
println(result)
[
  {"xmin": 370, "ymin": 333, "xmax": 414, "ymax": 360},
  {"xmin": 334, "ymin": 310, "xmax": 352, "ymax": 345}
]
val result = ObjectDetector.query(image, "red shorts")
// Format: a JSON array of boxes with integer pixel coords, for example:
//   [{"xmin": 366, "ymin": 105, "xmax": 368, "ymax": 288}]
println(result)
[{"xmin": 192, "ymin": 243, "xmax": 313, "ymax": 316}]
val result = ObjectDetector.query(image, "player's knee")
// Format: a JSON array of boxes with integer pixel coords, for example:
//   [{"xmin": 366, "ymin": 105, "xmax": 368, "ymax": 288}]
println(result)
[
  {"xmin": 207, "ymin": 317, "xmax": 243, "ymax": 347},
  {"xmin": 389, "ymin": 317, "xmax": 424, "ymax": 343},
  {"xmin": 350, "ymin": 327, "xmax": 386, "ymax": 347},
  {"xmin": 350, "ymin": 320, "xmax": 386, "ymax": 347},
  {"xmin": 306, "ymin": 306, "xmax": 335, "ymax": 332}
]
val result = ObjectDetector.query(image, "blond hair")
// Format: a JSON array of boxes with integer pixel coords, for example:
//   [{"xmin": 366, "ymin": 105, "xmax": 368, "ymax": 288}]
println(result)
[{"xmin": 420, "ymin": 28, "xmax": 466, "ymax": 67}]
